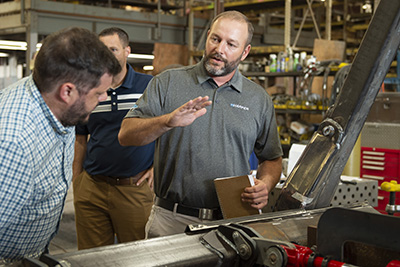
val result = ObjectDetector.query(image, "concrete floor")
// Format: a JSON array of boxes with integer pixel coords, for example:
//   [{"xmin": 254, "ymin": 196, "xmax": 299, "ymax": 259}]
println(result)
[{"xmin": 48, "ymin": 188, "xmax": 78, "ymax": 256}]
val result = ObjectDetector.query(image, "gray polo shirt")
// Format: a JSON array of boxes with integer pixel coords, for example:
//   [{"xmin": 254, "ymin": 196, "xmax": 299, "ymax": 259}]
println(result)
[{"xmin": 125, "ymin": 60, "xmax": 282, "ymax": 209}]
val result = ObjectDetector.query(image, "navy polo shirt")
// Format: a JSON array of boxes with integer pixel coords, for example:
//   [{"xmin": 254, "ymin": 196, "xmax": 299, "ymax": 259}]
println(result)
[{"xmin": 76, "ymin": 64, "xmax": 154, "ymax": 177}]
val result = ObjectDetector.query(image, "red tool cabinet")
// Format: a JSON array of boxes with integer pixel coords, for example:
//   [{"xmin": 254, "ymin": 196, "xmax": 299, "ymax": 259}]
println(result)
[{"xmin": 360, "ymin": 147, "xmax": 400, "ymax": 214}]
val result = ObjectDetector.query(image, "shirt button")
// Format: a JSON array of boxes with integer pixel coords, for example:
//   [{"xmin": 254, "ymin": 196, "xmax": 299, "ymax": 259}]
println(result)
[
  {"xmin": 112, "ymin": 92, "xmax": 116, "ymax": 95},
  {"xmin": 113, "ymin": 102, "xmax": 116, "ymax": 105}
]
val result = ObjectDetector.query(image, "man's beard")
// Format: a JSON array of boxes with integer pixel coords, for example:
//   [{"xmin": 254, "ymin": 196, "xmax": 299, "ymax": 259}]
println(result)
[
  {"xmin": 203, "ymin": 52, "xmax": 242, "ymax": 77},
  {"xmin": 60, "ymin": 98, "xmax": 91, "ymax": 127}
]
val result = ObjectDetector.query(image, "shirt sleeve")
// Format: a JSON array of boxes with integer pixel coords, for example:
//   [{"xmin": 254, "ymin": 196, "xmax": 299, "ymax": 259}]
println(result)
[
  {"xmin": 125, "ymin": 75, "xmax": 166, "ymax": 119},
  {"xmin": 0, "ymin": 140, "xmax": 33, "ymax": 234},
  {"xmin": 254, "ymin": 96, "xmax": 283, "ymax": 162}
]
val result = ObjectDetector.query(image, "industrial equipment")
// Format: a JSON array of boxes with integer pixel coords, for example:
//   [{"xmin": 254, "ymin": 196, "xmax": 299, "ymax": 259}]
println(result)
[
  {"xmin": 5, "ymin": 0, "xmax": 400, "ymax": 266},
  {"xmin": 19, "ymin": 204, "xmax": 400, "ymax": 266}
]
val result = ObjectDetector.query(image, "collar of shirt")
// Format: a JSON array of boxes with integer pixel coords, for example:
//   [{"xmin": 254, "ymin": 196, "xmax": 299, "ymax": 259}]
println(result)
[
  {"xmin": 195, "ymin": 58, "xmax": 243, "ymax": 93},
  {"xmin": 111, "ymin": 64, "xmax": 136, "ymax": 91},
  {"xmin": 28, "ymin": 75, "xmax": 74, "ymax": 136}
]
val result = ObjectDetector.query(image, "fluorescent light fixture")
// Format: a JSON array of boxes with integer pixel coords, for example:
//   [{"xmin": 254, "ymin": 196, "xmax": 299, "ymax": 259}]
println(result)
[
  {"xmin": 0, "ymin": 40, "xmax": 41, "ymax": 51},
  {"xmin": 0, "ymin": 41, "xmax": 153, "ymax": 58},
  {"xmin": 0, "ymin": 52, "xmax": 9, "ymax": 57},
  {"xmin": 0, "ymin": 40, "xmax": 27, "ymax": 51},
  {"xmin": 128, "ymin": 53, "xmax": 154, "ymax": 60},
  {"xmin": 0, "ymin": 41, "xmax": 153, "ymax": 60},
  {"xmin": 143, "ymin": 65, "xmax": 154, "ymax": 71}
]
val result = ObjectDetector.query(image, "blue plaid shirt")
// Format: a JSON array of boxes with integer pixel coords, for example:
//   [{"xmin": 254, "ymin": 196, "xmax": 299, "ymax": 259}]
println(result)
[{"xmin": 0, "ymin": 76, "xmax": 74, "ymax": 262}]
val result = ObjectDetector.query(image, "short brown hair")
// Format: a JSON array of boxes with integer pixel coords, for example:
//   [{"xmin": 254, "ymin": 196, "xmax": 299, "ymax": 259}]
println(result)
[
  {"xmin": 33, "ymin": 27, "xmax": 121, "ymax": 94},
  {"xmin": 210, "ymin": 11, "xmax": 254, "ymax": 46},
  {"xmin": 99, "ymin": 27, "xmax": 130, "ymax": 48}
]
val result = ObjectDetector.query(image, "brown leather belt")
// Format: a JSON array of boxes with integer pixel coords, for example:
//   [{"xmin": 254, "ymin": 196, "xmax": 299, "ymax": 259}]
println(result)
[
  {"xmin": 90, "ymin": 170, "xmax": 146, "ymax": 186},
  {"xmin": 155, "ymin": 197, "xmax": 222, "ymax": 220}
]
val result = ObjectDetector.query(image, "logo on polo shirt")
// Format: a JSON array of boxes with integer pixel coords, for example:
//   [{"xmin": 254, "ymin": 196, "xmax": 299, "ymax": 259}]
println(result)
[
  {"xmin": 129, "ymin": 103, "xmax": 138, "ymax": 112},
  {"xmin": 230, "ymin": 103, "xmax": 249, "ymax": 111}
]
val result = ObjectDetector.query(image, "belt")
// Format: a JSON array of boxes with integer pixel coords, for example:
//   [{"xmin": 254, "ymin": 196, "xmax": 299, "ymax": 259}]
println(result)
[
  {"xmin": 155, "ymin": 197, "xmax": 222, "ymax": 220},
  {"xmin": 90, "ymin": 170, "xmax": 145, "ymax": 186}
]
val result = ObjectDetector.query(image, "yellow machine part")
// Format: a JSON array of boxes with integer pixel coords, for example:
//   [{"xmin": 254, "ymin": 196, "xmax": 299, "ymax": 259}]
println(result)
[{"xmin": 381, "ymin": 180, "xmax": 400, "ymax": 192}]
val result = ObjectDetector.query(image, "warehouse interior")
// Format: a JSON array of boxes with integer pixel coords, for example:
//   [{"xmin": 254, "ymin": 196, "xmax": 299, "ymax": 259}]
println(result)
[{"xmin": 0, "ymin": 0, "xmax": 400, "ymax": 266}]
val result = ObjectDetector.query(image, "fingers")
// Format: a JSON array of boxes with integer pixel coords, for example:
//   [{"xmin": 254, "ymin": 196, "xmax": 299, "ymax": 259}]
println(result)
[
  {"xmin": 136, "ymin": 175, "xmax": 147, "ymax": 186},
  {"xmin": 241, "ymin": 180, "xmax": 269, "ymax": 209},
  {"xmin": 189, "ymin": 97, "xmax": 212, "ymax": 119},
  {"xmin": 136, "ymin": 168, "xmax": 153, "ymax": 186},
  {"xmin": 148, "ymin": 179, "xmax": 154, "ymax": 191},
  {"xmin": 147, "ymin": 174, "xmax": 154, "ymax": 190},
  {"xmin": 186, "ymin": 96, "xmax": 212, "ymax": 110},
  {"xmin": 136, "ymin": 175, "xmax": 154, "ymax": 190},
  {"xmin": 242, "ymin": 193, "xmax": 268, "ymax": 207},
  {"xmin": 167, "ymin": 96, "xmax": 212, "ymax": 128}
]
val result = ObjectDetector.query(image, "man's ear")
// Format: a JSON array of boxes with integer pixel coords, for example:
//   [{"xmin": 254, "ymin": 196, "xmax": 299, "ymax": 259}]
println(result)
[
  {"xmin": 241, "ymin": 44, "xmax": 251, "ymax": 61},
  {"xmin": 125, "ymin": 45, "xmax": 131, "ymax": 58},
  {"xmin": 59, "ymin": 82, "xmax": 78, "ymax": 105}
]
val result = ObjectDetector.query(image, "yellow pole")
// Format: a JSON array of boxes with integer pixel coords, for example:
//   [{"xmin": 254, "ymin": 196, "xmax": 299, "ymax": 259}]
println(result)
[{"xmin": 343, "ymin": 134, "xmax": 361, "ymax": 177}]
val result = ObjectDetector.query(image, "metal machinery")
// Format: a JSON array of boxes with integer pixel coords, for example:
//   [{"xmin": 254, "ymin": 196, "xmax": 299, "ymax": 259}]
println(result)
[
  {"xmin": 12, "ymin": 0, "xmax": 400, "ymax": 266},
  {"xmin": 381, "ymin": 181, "xmax": 400, "ymax": 216},
  {"xmin": 20, "ymin": 205, "xmax": 400, "ymax": 267}
]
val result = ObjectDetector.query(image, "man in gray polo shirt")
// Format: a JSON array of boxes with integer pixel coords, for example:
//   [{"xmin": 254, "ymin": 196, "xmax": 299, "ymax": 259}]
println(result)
[{"xmin": 119, "ymin": 11, "xmax": 283, "ymax": 237}]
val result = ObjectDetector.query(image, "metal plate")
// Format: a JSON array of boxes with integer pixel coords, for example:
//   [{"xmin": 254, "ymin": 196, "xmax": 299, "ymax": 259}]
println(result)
[{"xmin": 361, "ymin": 122, "xmax": 400, "ymax": 150}]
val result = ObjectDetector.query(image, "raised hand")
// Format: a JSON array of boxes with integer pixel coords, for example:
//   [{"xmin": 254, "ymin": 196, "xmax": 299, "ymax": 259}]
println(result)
[{"xmin": 165, "ymin": 96, "xmax": 212, "ymax": 128}]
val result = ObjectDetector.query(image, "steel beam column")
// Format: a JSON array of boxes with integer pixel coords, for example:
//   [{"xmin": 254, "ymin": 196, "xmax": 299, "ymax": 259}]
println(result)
[
  {"xmin": 25, "ymin": 11, "xmax": 38, "ymax": 76},
  {"xmin": 325, "ymin": 0, "xmax": 332, "ymax": 40},
  {"xmin": 284, "ymin": 0, "xmax": 291, "ymax": 49}
]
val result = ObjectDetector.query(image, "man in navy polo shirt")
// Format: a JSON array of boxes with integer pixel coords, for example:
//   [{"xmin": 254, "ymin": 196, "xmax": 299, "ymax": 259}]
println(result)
[{"xmin": 72, "ymin": 27, "xmax": 154, "ymax": 249}]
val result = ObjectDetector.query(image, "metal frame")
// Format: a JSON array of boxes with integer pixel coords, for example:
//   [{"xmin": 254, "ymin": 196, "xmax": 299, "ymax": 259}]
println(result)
[
  {"xmin": 317, "ymin": 208, "xmax": 400, "ymax": 264},
  {"xmin": 0, "ymin": 0, "xmax": 209, "ymax": 74},
  {"xmin": 274, "ymin": 0, "xmax": 400, "ymax": 211},
  {"xmin": 21, "ymin": 204, "xmax": 380, "ymax": 266}
]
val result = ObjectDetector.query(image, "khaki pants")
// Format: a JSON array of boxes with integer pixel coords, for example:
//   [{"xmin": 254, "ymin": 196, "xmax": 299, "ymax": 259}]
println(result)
[
  {"xmin": 73, "ymin": 170, "xmax": 153, "ymax": 250},
  {"xmin": 145, "ymin": 205, "xmax": 211, "ymax": 238}
]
